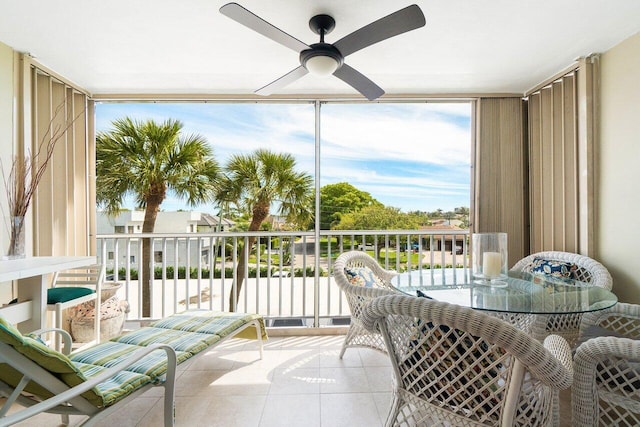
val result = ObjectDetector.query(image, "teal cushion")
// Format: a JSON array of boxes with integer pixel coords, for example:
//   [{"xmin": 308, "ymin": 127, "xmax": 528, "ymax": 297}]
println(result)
[{"xmin": 47, "ymin": 287, "xmax": 95, "ymax": 304}]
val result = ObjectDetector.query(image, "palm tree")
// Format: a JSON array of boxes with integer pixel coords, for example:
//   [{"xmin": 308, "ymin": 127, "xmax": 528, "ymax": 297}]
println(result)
[
  {"xmin": 223, "ymin": 149, "xmax": 313, "ymax": 311},
  {"xmin": 96, "ymin": 117, "xmax": 220, "ymax": 317}
]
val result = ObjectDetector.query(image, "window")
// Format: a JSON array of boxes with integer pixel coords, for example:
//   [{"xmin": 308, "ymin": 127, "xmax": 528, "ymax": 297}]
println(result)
[
  {"xmin": 114, "ymin": 226, "xmax": 125, "ymax": 234},
  {"xmin": 128, "ymin": 226, "xmax": 134, "ymax": 233},
  {"xmin": 154, "ymin": 251, "xmax": 163, "ymax": 263},
  {"xmin": 320, "ymin": 102, "xmax": 471, "ymax": 230},
  {"xmin": 96, "ymin": 101, "xmax": 471, "ymax": 231},
  {"xmin": 108, "ymin": 252, "xmax": 114, "ymax": 260}
]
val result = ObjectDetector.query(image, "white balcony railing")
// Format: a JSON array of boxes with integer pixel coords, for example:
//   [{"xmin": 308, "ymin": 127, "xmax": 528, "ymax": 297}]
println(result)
[{"xmin": 96, "ymin": 229, "xmax": 470, "ymax": 327}]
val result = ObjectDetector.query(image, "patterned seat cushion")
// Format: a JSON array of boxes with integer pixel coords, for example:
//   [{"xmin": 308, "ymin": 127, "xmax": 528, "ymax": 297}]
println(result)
[
  {"xmin": 527, "ymin": 258, "xmax": 578, "ymax": 279},
  {"xmin": 344, "ymin": 267, "xmax": 386, "ymax": 288}
]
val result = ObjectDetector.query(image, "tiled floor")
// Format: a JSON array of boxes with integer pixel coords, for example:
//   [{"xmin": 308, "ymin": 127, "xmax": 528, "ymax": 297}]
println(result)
[
  {"xmin": 8, "ymin": 335, "xmax": 393, "ymax": 427},
  {"xmin": 6, "ymin": 334, "xmax": 573, "ymax": 426}
]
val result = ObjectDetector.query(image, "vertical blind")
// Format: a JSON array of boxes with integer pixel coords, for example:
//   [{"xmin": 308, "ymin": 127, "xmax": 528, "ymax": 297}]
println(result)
[
  {"xmin": 26, "ymin": 60, "xmax": 94, "ymax": 256},
  {"xmin": 474, "ymin": 97, "xmax": 528, "ymax": 267},
  {"xmin": 526, "ymin": 56, "xmax": 598, "ymax": 255},
  {"xmin": 528, "ymin": 73, "xmax": 578, "ymax": 252}
]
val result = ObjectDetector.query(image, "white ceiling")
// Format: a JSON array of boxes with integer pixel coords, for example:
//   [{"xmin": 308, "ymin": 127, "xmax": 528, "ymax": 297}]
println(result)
[{"xmin": 1, "ymin": 0, "xmax": 639, "ymax": 98}]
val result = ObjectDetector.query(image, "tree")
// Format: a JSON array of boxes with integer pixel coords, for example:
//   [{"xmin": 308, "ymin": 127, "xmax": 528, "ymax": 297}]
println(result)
[
  {"xmin": 222, "ymin": 149, "xmax": 313, "ymax": 310},
  {"xmin": 335, "ymin": 205, "xmax": 422, "ymax": 256},
  {"xmin": 335, "ymin": 205, "xmax": 421, "ymax": 231},
  {"xmin": 96, "ymin": 117, "xmax": 220, "ymax": 317},
  {"xmin": 317, "ymin": 182, "xmax": 380, "ymax": 229}
]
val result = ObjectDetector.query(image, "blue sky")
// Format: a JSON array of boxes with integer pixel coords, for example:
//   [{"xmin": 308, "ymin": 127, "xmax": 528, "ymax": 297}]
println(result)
[{"xmin": 95, "ymin": 101, "xmax": 471, "ymax": 214}]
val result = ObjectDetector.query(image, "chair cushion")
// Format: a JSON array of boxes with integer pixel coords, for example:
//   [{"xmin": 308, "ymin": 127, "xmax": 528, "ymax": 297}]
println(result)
[
  {"xmin": 0, "ymin": 317, "xmax": 79, "ymax": 375},
  {"xmin": 47, "ymin": 286, "xmax": 95, "ymax": 304},
  {"xmin": 149, "ymin": 310, "xmax": 268, "ymax": 340},
  {"xmin": 528, "ymin": 258, "xmax": 578, "ymax": 279},
  {"xmin": 71, "ymin": 341, "xmax": 190, "ymax": 378},
  {"xmin": 73, "ymin": 362, "xmax": 153, "ymax": 407},
  {"xmin": 344, "ymin": 267, "xmax": 385, "ymax": 288},
  {"xmin": 0, "ymin": 317, "xmax": 105, "ymax": 406},
  {"xmin": 111, "ymin": 327, "xmax": 220, "ymax": 355}
]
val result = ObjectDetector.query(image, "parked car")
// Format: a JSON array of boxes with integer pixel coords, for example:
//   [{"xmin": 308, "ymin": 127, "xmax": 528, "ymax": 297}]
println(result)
[
  {"xmin": 399, "ymin": 243, "xmax": 420, "ymax": 252},
  {"xmin": 271, "ymin": 270, "xmax": 290, "ymax": 278},
  {"xmin": 357, "ymin": 244, "xmax": 375, "ymax": 251}
]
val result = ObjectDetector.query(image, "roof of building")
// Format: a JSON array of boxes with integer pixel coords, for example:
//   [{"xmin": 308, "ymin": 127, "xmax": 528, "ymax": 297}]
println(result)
[{"xmin": 198, "ymin": 213, "xmax": 235, "ymax": 227}]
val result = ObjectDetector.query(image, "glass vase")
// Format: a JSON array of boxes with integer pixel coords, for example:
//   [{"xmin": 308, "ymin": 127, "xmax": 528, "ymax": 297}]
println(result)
[
  {"xmin": 472, "ymin": 232, "xmax": 508, "ymax": 287},
  {"xmin": 4, "ymin": 216, "xmax": 26, "ymax": 260}
]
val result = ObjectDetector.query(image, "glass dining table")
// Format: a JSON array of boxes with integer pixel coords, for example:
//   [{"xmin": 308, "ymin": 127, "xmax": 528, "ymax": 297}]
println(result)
[{"xmin": 391, "ymin": 268, "xmax": 617, "ymax": 315}]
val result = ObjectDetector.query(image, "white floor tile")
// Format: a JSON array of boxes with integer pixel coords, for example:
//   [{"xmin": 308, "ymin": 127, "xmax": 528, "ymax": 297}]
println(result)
[
  {"xmin": 259, "ymin": 394, "xmax": 321, "ymax": 427},
  {"xmin": 320, "ymin": 393, "xmax": 383, "ymax": 427}
]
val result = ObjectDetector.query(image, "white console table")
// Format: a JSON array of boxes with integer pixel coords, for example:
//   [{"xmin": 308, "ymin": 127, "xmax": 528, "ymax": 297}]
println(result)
[{"xmin": 0, "ymin": 256, "xmax": 95, "ymax": 332}]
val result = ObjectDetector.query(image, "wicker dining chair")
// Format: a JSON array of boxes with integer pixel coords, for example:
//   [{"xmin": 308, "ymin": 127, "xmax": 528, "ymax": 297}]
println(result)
[
  {"xmin": 511, "ymin": 251, "xmax": 613, "ymax": 346},
  {"xmin": 333, "ymin": 250, "xmax": 399, "ymax": 358},
  {"xmin": 361, "ymin": 294, "xmax": 574, "ymax": 427},
  {"xmin": 572, "ymin": 302, "xmax": 640, "ymax": 426}
]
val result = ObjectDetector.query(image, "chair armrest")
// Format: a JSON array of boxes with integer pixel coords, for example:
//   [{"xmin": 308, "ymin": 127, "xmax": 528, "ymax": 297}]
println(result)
[
  {"xmin": 573, "ymin": 335, "xmax": 640, "ymax": 425},
  {"xmin": 543, "ymin": 334, "xmax": 573, "ymax": 385},
  {"xmin": 28, "ymin": 327, "xmax": 73, "ymax": 355},
  {"xmin": 575, "ymin": 335, "xmax": 640, "ymax": 368},
  {"xmin": 0, "ymin": 343, "xmax": 178, "ymax": 426},
  {"xmin": 580, "ymin": 302, "xmax": 640, "ymax": 338}
]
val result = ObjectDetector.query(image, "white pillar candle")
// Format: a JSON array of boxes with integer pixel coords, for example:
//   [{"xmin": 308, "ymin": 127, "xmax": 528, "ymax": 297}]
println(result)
[{"xmin": 483, "ymin": 252, "xmax": 502, "ymax": 278}]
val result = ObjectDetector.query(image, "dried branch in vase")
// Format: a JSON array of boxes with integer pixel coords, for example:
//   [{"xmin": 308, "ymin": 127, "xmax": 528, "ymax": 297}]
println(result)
[{"xmin": 1, "ymin": 101, "xmax": 85, "ymax": 258}]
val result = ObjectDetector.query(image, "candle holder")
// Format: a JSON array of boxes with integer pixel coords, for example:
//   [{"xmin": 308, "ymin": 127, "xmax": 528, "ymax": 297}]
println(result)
[{"xmin": 472, "ymin": 232, "xmax": 508, "ymax": 287}]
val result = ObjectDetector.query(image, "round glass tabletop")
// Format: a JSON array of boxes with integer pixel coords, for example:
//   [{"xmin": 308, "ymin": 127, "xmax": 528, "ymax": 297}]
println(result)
[{"xmin": 391, "ymin": 269, "xmax": 617, "ymax": 315}]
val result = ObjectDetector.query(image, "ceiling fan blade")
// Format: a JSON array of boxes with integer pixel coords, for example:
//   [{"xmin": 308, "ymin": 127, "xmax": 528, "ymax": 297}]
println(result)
[
  {"xmin": 256, "ymin": 65, "xmax": 309, "ymax": 96},
  {"xmin": 333, "ymin": 4, "xmax": 426, "ymax": 57},
  {"xmin": 333, "ymin": 64, "xmax": 384, "ymax": 101},
  {"xmin": 220, "ymin": 3, "xmax": 310, "ymax": 53}
]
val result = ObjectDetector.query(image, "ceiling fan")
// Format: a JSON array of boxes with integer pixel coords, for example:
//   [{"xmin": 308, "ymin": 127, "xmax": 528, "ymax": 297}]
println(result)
[{"xmin": 219, "ymin": 3, "xmax": 426, "ymax": 101}]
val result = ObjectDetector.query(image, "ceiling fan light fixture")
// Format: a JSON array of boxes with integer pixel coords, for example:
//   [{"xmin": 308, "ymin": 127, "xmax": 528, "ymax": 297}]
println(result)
[
  {"xmin": 304, "ymin": 55, "xmax": 339, "ymax": 76},
  {"xmin": 300, "ymin": 43, "xmax": 343, "ymax": 77}
]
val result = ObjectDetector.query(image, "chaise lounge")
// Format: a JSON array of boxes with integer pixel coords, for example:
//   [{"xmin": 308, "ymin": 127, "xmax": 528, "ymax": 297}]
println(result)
[{"xmin": 0, "ymin": 310, "xmax": 267, "ymax": 427}]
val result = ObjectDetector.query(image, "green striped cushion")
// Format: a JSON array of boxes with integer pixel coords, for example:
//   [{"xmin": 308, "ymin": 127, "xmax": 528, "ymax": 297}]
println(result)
[
  {"xmin": 73, "ymin": 362, "xmax": 152, "ymax": 407},
  {"xmin": 0, "ymin": 317, "xmax": 105, "ymax": 406},
  {"xmin": 150, "ymin": 310, "xmax": 257, "ymax": 338},
  {"xmin": 71, "ymin": 341, "xmax": 190, "ymax": 377},
  {"xmin": 111, "ymin": 327, "xmax": 220, "ymax": 355}
]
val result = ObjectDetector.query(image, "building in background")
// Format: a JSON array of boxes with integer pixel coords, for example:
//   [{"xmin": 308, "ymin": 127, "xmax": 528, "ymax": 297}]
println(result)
[{"xmin": 97, "ymin": 211, "xmax": 235, "ymax": 271}]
